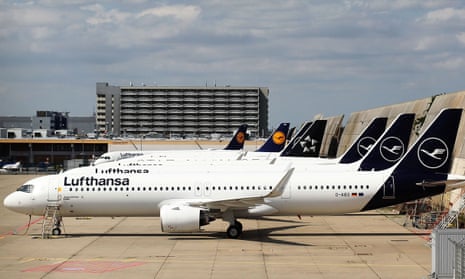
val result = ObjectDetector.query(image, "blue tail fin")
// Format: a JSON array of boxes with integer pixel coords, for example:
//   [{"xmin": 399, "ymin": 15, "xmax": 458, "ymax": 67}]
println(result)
[
  {"xmin": 256, "ymin": 123, "xmax": 290, "ymax": 152},
  {"xmin": 224, "ymin": 124, "xmax": 248, "ymax": 150},
  {"xmin": 362, "ymin": 108, "xmax": 462, "ymax": 211},
  {"xmin": 358, "ymin": 113, "xmax": 415, "ymax": 171},
  {"xmin": 280, "ymin": 120, "xmax": 327, "ymax": 157},
  {"xmin": 338, "ymin": 117, "xmax": 388, "ymax": 163},
  {"xmin": 393, "ymin": 108, "xmax": 462, "ymax": 174}
]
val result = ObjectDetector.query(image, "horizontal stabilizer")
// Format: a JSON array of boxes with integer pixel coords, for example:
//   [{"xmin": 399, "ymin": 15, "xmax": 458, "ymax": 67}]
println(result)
[{"xmin": 416, "ymin": 174, "xmax": 465, "ymax": 188}]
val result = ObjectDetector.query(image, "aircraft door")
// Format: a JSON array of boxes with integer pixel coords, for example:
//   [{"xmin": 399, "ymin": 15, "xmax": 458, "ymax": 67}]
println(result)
[
  {"xmin": 47, "ymin": 177, "xmax": 62, "ymax": 202},
  {"xmin": 383, "ymin": 176, "xmax": 395, "ymax": 199}
]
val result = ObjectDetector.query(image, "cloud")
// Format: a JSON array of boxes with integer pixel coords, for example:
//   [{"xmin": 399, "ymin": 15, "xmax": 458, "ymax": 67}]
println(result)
[
  {"xmin": 137, "ymin": 5, "xmax": 201, "ymax": 22},
  {"xmin": 421, "ymin": 7, "xmax": 465, "ymax": 23},
  {"xmin": 1, "ymin": 1, "xmax": 465, "ymax": 125}
]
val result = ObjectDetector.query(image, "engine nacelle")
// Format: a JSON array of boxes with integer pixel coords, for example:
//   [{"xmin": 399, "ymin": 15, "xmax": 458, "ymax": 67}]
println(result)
[{"xmin": 160, "ymin": 205, "xmax": 212, "ymax": 233}]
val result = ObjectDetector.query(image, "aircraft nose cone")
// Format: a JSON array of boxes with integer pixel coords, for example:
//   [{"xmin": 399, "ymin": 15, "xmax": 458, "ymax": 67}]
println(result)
[{"xmin": 3, "ymin": 193, "xmax": 23, "ymax": 213}]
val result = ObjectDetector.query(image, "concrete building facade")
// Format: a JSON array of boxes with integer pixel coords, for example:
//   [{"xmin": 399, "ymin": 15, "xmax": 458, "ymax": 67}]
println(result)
[
  {"xmin": 0, "ymin": 112, "xmax": 95, "ymax": 138},
  {"xmin": 96, "ymin": 82, "xmax": 269, "ymax": 138}
]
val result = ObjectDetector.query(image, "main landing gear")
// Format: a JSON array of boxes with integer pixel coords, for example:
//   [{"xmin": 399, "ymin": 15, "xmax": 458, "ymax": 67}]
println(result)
[{"xmin": 226, "ymin": 220, "xmax": 243, "ymax": 239}]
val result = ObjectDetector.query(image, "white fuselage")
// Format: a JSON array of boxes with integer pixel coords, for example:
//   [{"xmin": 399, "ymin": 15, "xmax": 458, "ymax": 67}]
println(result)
[{"xmin": 4, "ymin": 162, "xmax": 387, "ymax": 218}]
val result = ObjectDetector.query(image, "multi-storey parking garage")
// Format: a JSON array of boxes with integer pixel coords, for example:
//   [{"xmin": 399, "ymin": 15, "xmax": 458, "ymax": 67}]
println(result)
[{"xmin": 96, "ymin": 82, "xmax": 269, "ymax": 138}]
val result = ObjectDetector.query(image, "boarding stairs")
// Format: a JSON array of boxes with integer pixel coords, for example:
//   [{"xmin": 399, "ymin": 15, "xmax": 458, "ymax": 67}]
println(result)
[
  {"xmin": 41, "ymin": 202, "xmax": 62, "ymax": 239},
  {"xmin": 436, "ymin": 192, "xmax": 465, "ymax": 230}
]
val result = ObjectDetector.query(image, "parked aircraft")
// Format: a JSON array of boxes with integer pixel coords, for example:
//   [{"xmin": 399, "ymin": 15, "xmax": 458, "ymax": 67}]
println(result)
[
  {"xmin": 118, "ymin": 116, "xmax": 386, "ymax": 166},
  {"xmin": 4, "ymin": 108, "xmax": 464, "ymax": 238},
  {"xmin": 272, "ymin": 113, "xmax": 414, "ymax": 171},
  {"xmin": 0, "ymin": 161, "xmax": 21, "ymax": 173},
  {"xmin": 93, "ymin": 124, "xmax": 249, "ymax": 165}
]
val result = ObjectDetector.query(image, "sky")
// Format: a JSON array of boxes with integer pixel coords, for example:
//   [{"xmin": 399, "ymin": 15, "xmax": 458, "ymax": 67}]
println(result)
[{"xmin": 1, "ymin": 1, "xmax": 465, "ymax": 128}]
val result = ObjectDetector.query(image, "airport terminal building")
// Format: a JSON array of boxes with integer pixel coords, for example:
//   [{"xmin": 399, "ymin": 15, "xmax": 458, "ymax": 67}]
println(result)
[{"xmin": 96, "ymin": 82, "xmax": 269, "ymax": 138}]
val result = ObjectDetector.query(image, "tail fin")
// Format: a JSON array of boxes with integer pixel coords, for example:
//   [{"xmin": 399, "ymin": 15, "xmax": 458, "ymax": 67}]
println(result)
[
  {"xmin": 280, "ymin": 120, "xmax": 327, "ymax": 157},
  {"xmin": 358, "ymin": 113, "xmax": 415, "ymax": 171},
  {"xmin": 362, "ymin": 108, "xmax": 462, "ymax": 211},
  {"xmin": 393, "ymin": 108, "xmax": 462, "ymax": 174},
  {"xmin": 287, "ymin": 126, "xmax": 296, "ymax": 141},
  {"xmin": 224, "ymin": 124, "xmax": 248, "ymax": 150},
  {"xmin": 256, "ymin": 122, "xmax": 290, "ymax": 152},
  {"xmin": 338, "ymin": 117, "xmax": 388, "ymax": 163}
]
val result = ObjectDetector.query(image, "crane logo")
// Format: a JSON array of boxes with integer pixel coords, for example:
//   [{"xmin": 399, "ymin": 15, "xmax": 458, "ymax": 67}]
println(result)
[
  {"xmin": 417, "ymin": 137, "xmax": 449, "ymax": 169},
  {"xmin": 357, "ymin": 137, "xmax": 376, "ymax": 157},
  {"xmin": 272, "ymin": 131, "xmax": 286, "ymax": 145},
  {"xmin": 380, "ymin": 136, "xmax": 404, "ymax": 162},
  {"xmin": 236, "ymin": 132, "xmax": 245, "ymax": 144}
]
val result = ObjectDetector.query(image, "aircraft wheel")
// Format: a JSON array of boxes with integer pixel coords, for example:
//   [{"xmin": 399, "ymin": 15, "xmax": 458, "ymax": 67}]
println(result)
[
  {"xmin": 226, "ymin": 223, "xmax": 242, "ymax": 239},
  {"xmin": 51, "ymin": 228, "xmax": 61, "ymax": 236},
  {"xmin": 235, "ymin": 220, "xmax": 243, "ymax": 232}
]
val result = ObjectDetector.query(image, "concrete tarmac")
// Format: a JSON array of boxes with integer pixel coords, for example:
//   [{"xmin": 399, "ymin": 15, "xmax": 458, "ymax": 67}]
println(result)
[{"xmin": 0, "ymin": 175, "xmax": 432, "ymax": 279}]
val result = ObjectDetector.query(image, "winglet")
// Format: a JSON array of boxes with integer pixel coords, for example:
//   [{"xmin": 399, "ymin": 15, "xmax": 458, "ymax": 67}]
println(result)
[{"xmin": 266, "ymin": 165, "xmax": 294, "ymax": 198}]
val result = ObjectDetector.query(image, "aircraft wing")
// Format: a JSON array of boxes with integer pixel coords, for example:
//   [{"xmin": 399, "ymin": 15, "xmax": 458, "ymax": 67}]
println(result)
[{"xmin": 188, "ymin": 167, "xmax": 294, "ymax": 211}]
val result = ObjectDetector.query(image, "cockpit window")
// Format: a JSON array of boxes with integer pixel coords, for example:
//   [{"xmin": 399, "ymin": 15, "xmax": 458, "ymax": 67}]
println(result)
[{"xmin": 17, "ymin": 184, "xmax": 34, "ymax": 193}]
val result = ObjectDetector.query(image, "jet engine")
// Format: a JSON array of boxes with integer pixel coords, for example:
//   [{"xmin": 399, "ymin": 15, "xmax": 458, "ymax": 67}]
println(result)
[{"xmin": 160, "ymin": 205, "xmax": 213, "ymax": 233}]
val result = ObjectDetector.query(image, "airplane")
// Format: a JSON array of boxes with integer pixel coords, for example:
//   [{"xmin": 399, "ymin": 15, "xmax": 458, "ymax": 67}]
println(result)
[
  {"xmin": 243, "ymin": 116, "xmax": 388, "ymax": 163},
  {"xmin": 120, "ymin": 116, "xmax": 385, "ymax": 166},
  {"xmin": 110, "ymin": 120, "xmax": 320, "ymax": 166},
  {"xmin": 93, "ymin": 124, "xmax": 249, "ymax": 165},
  {"xmin": 127, "ymin": 112, "xmax": 410, "ymax": 172},
  {"xmin": 0, "ymin": 161, "xmax": 21, "ymax": 173},
  {"xmin": 94, "ymin": 122, "xmax": 292, "ymax": 165},
  {"xmin": 4, "ymin": 108, "xmax": 464, "ymax": 239}
]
